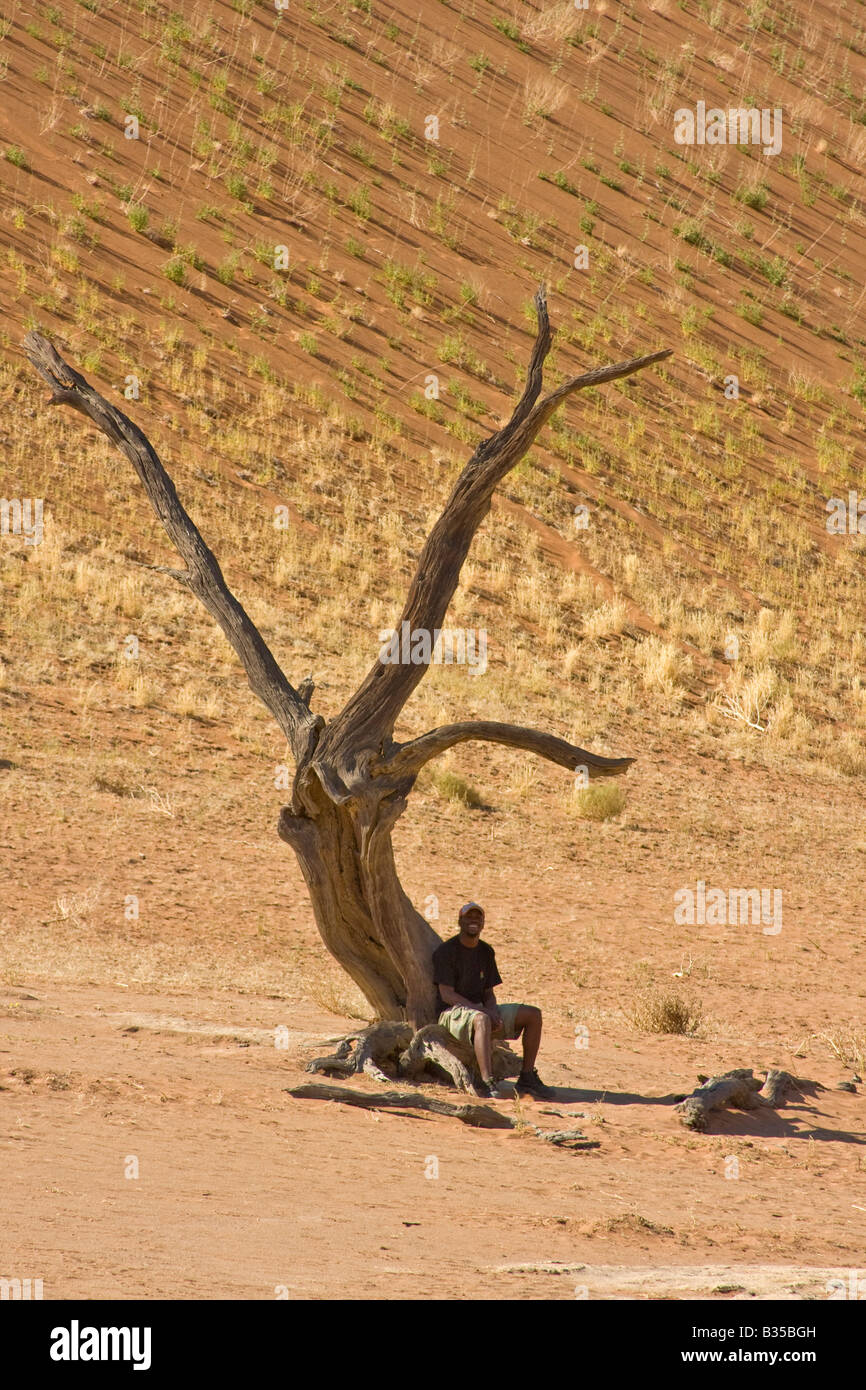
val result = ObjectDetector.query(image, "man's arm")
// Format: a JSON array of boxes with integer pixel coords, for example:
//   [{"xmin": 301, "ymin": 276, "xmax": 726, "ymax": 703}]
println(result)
[
  {"xmin": 482, "ymin": 988, "xmax": 502, "ymax": 1028},
  {"xmin": 438, "ymin": 983, "xmax": 486, "ymax": 1011}
]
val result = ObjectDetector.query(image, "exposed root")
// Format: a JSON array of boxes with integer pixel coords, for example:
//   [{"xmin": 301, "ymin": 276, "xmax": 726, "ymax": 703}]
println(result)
[
  {"xmin": 305, "ymin": 1020, "xmax": 521, "ymax": 1095},
  {"xmin": 287, "ymin": 1082, "xmax": 513, "ymax": 1129}
]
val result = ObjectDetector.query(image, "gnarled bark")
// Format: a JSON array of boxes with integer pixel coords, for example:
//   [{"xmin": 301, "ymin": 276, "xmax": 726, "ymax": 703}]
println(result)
[
  {"xmin": 674, "ymin": 1068, "xmax": 800, "ymax": 1131},
  {"xmin": 305, "ymin": 1020, "xmax": 520, "ymax": 1095},
  {"xmin": 23, "ymin": 290, "xmax": 669, "ymax": 1031}
]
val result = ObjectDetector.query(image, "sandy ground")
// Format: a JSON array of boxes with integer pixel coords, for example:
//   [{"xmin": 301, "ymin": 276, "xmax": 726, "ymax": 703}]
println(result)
[
  {"xmin": 3, "ymin": 690, "xmax": 866, "ymax": 1301},
  {"xmin": 2, "ymin": 969, "xmax": 865, "ymax": 1300}
]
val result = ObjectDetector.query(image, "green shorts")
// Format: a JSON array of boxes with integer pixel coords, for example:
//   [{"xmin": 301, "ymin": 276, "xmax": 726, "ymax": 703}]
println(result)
[{"xmin": 437, "ymin": 1002, "xmax": 524, "ymax": 1045}]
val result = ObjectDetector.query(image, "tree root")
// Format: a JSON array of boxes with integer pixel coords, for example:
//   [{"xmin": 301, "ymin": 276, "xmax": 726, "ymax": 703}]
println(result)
[
  {"xmin": 305, "ymin": 1020, "xmax": 521, "ymax": 1096},
  {"xmin": 287, "ymin": 1082, "xmax": 513, "ymax": 1129},
  {"xmin": 675, "ymin": 1067, "xmax": 798, "ymax": 1131},
  {"xmin": 531, "ymin": 1127, "xmax": 599, "ymax": 1151}
]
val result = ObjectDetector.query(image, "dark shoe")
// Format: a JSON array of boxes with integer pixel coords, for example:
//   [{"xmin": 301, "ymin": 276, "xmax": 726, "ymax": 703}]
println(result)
[
  {"xmin": 515, "ymin": 1068, "xmax": 555, "ymax": 1100},
  {"xmin": 476, "ymin": 1079, "xmax": 502, "ymax": 1099}
]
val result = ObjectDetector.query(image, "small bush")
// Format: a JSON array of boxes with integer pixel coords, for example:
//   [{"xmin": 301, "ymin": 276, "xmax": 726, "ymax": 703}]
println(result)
[
  {"xmin": 640, "ymin": 635, "xmax": 688, "ymax": 694},
  {"xmin": 584, "ymin": 598, "xmax": 629, "ymax": 639},
  {"xmin": 162, "ymin": 256, "xmax": 186, "ymax": 286},
  {"xmin": 5, "ymin": 146, "xmax": 30, "ymax": 170},
  {"xmin": 431, "ymin": 769, "xmax": 485, "ymax": 808},
  {"xmin": 348, "ymin": 184, "xmax": 371, "ymax": 220},
  {"xmin": 573, "ymin": 783, "xmax": 626, "ymax": 821},
  {"xmin": 216, "ymin": 253, "xmax": 240, "ymax": 285},
  {"xmin": 737, "ymin": 301, "xmax": 764, "ymax": 327},
  {"xmin": 629, "ymin": 987, "xmax": 702, "ymax": 1035},
  {"xmin": 225, "ymin": 173, "xmax": 248, "ymax": 201},
  {"xmin": 734, "ymin": 180, "xmax": 769, "ymax": 211}
]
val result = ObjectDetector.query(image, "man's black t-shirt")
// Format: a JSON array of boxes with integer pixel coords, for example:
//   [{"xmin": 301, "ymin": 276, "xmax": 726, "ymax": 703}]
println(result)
[{"xmin": 431, "ymin": 936, "xmax": 502, "ymax": 1014}]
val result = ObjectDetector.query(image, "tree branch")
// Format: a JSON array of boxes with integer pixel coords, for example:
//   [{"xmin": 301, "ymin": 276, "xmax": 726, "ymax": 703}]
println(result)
[
  {"xmin": 22, "ymin": 333, "xmax": 320, "ymax": 765},
  {"xmin": 383, "ymin": 721, "xmax": 634, "ymax": 779},
  {"xmin": 319, "ymin": 289, "xmax": 670, "ymax": 767}
]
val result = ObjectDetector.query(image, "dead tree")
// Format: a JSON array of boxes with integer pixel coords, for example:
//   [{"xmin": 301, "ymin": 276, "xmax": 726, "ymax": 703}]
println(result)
[{"xmin": 24, "ymin": 289, "xmax": 670, "ymax": 1090}]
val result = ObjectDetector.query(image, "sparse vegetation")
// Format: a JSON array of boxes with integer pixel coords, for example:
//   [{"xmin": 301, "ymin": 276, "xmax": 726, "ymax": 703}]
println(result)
[
  {"xmin": 629, "ymin": 987, "xmax": 702, "ymax": 1035},
  {"xmin": 429, "ymin": 769, "xmax": 485, "ymax": 809},
  {"xmin": 573, "ymin": 783, "xmax": 626, "ymax": 821}
]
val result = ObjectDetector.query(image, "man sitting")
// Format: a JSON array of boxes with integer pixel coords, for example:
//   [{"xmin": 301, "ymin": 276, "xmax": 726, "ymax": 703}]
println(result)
[{"xmin": 431, "ymin": 901, "xmax": 554, "ymax": 1100}]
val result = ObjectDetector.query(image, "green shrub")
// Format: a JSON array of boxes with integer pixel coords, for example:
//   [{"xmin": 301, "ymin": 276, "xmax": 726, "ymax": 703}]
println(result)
[
  {"xmin": 163, "ymin": 256, "xmax": 186, "ymax": 286},
  {"xmin": 431, "ymin": 769, "xmax": 485, "ymax": 808}
]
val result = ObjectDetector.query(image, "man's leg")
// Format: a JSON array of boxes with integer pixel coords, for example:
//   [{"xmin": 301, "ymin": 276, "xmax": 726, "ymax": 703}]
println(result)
[
  {"xmin": 515, "ymin": 1004, "xmax": 542, "ymax": 1072},
  {"xmin": 511, "ymin": 1005, "xmax": 554, "ymax": 1098},
  {"xmin": 472, "ymin": 1010, "xmax": 494, "ymax": 1083}
]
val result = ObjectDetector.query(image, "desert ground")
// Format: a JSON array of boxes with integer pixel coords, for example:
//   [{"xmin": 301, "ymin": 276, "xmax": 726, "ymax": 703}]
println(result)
[
  {"xmin": 2, "ymin": 0, "xmax": 866, "ymax": 1300},
  {"xmin": 3, "ymin": 697, "xmax": 866, "ymax": 1299}
]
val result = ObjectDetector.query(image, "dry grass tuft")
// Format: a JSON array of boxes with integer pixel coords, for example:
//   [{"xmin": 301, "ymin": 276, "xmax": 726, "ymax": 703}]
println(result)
[
  {"xmin": 429, "ymin": 768, "xmax": 486, "ymax": 809},
  {"xmin": 628, "ymin": 986, "xmax": 702, "ymax": 1035},
  {"xmin": 573, "ymin": 782, "xmax": 626, "ymax": 821},
  {"xmin": 584, "ymin": 599, "xmax": 630, "ymax": 640},
  {"xmin": 639, "ymin": 636, "xmax": 689, "ymax": 695}
]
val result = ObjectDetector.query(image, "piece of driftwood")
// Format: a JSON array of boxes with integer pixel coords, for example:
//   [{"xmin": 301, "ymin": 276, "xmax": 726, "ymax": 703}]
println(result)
[
  {"xmin": 760, "ymin": 1069, "xmax": 796, "ymax": 1105},
  {"xmin": 675, "ymin": 1069, "xmax": 764, "ymax": 1131},
  {"xmin": 675, "ymin": 1068, "xmax": 799, "ymax": 1130},
  {"xmin": 287, "ymin": 1082, "xmax": 514, "ymax": 1129}
]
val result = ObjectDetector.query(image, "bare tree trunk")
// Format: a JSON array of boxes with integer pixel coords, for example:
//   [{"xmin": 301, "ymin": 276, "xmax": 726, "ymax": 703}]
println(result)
[{"xmin": 23, "ymin": 289, "xmax": 669, "ymax": 1053}]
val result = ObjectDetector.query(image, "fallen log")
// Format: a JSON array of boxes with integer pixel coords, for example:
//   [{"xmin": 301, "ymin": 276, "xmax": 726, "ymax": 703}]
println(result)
[
  {"xmin": 674, "ymin": 1068, "xmax": 801, "ymax": 1130},
  {"xmin": 675, "ymin": 1069, "xmax": 764, "ymax": 1131},
  {"xmin": 286, "ymin": 1081, "xmax": 514, "ymax": 1129},
  {"xmin": 759, "ymin": 1069, "xmax": 796, "ymax": 1106}
]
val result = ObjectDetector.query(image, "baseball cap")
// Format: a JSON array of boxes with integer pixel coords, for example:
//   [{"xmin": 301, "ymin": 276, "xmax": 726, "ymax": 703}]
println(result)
[{"xmin": 458, "ymin": 901, "xmax": 484, "ymax": 919}]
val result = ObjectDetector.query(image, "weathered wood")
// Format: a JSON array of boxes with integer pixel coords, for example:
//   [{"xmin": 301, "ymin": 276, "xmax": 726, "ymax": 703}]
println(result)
[
  {"xmin": 22, "ymin": 333, "xmax": 320, "ymax": 768},
  {"xmin": 316, "ymin": 292, "xmax": 670, "ymax": 763},
  {"xmin": 759, "ymin": 1069, "xmax": 796, "ymax": 1106},
  {"xmin": 397, "ymin": 1023, "xmax": 478, "ymax": 1092},
  {"xmin": 531, "ymin": 1126, "xmax": 599, "ymax": 1151},
  {"xmin": 286, "ymin": 1082, "xmax": 514, "ymax": 1129},
  {"xmin": 23, "ymin": 297, "xmax": 668, "ymax": 1026},
  {"xmin": 398, "ymin": 1022, "xmax": 520, "ymax": 1094},
  {"xmin": 307, "ymin": 1021, "xmax": 519, "ymax": 1095},
  {"xmin": 675, "ymin": 1069, "xmax": 764, "ymax": 1131},
  {"xmin": 305, "ymin": 1022, "xmax": 413, "ymax": 1078},
  {"xmin": 383, "ymin": 722, "xmax": 633, "ymax": 781}
]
